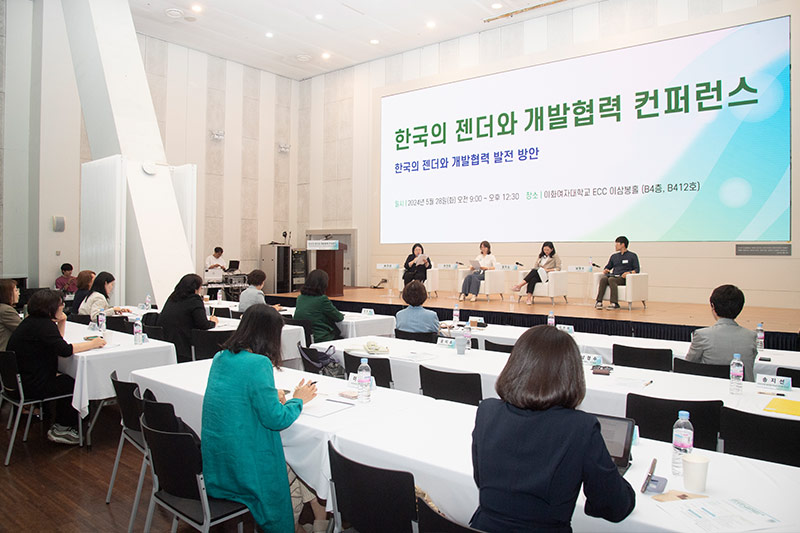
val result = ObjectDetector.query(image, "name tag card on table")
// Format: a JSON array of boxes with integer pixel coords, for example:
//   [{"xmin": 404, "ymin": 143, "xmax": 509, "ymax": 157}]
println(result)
[
  {"xmin": 377, "ymin": 263, "xmax": 401, "ymax": 269},
  {"xmin": 756, "ymin": 374, "xmax": 792, "ymax": 393},
  {"xmin": 361, "ymin": 308, "xmax": 375, "ymax": 316},
  {"xmin": 438, "ymin": 263, "xmax": 459, "ymax": 270},
  {"xmin": 437, "ymin": 337, "xmax": 455, "ymax": 348},
  {"xmin": 556, "ymin": 324, "xmax": 575, "ymax": 334},
  {"xmin": 497, "ymin": 264, "xmax": 517, "ymax": 271}
]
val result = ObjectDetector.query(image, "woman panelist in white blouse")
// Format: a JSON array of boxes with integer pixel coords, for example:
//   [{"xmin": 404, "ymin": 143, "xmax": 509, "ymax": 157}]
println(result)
[{"xmin": 460, "ymin": 241, "xmax": 497, "ymax": 302}]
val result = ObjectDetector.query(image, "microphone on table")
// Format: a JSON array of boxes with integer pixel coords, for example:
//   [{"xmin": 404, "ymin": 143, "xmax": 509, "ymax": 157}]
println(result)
[
  {"xmin": 456, "ymin": 261, "xmax": 465, "ymax": 266},
  {"xmin": 515, "ymin": 262, "xmax": 525, "ymax": 267},
  {"xmin": 591, "ymin": 263, "xmax": 602, "ymax": 269}
]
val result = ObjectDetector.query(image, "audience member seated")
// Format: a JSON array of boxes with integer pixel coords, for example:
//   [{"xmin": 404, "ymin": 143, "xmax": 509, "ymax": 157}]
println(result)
[
  {"xmin": 511, "ymin": 241, "xmax": 562, "ymax": 305},
  {"xmin": 402, "ymin": 243, "xmax": 432, "ymax": 286},
  {"xmin": 157, "ymin": 273, "xmax": 219, "ymax": 363},
  {"xmin": 460, "ymin": 240, "xmax": 497, "ymax": 302},
  {"xmin": 78, "ymin": 271, "xmax": 129, "ymax": 321},
  {"xmin": 202, "ymin": 305, "xmax": 328, "ymax": 532},
  {"xmin": 293, "ymin": 269, "xmax": 344, "ymax": 343},
  {"xmin": 685, "ymin": 284, "xmax": 757, "ymax": 381},
  {"xmin": 471, "ymin": 325, "xmax": 635, "ymax": 531},
  {"xmin": 70, "ymin": 270, "xmax": 96, "ymax": 315},
  {"xmin": 395, "ymin": 280, "xmax": 439, "ymax": 334},
  {"xmin": 7, "ymin": 290, "xmax": 106, "ymax": 445},
  {"xmin": 238, "ymin": 269, "xmax": 282, "ymax": 314},
  {"xmin": 55, "ymin": 263, "xmax": 77, "ymax": 294},
  {"xmin": 0, "ymin": 279, "xmax": 21, "ymax": 350}
]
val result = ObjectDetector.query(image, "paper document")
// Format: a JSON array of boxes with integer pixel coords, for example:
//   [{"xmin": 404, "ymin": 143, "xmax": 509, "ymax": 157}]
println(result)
[
  {"xmin": 656, "ymin": 498, "xmax": 781, "ymax": 533},
  {"xmin": 414, "ymin": 254, "xmax": 428, "ymax": 266},
  {"xmin": 391, "ymin": 352, "xmax": 437, "ymax": 363},
  {"xmin": 537, "ymin": 267, "xmax": 549, "ymax": 283},
  {"xmin": 469, "ymin": 260, "xmax": 482, "ymax": 270},
  {"xmin": 301, "ymin": 397, "xmax": 355, "ymax": 418}
]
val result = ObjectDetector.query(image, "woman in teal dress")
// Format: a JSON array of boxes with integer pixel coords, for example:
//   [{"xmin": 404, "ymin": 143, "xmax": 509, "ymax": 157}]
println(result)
[
  {"xmin": 202, "ymin": 305, "xmax": 318, "ymax": 532},
  {"xmin": 293, "ymin": 269, "xmax": 344, "ymax": 343}
]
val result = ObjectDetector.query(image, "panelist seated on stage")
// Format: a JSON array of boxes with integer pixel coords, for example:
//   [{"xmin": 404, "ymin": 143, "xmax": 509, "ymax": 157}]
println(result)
[
  {"xmin": 158, "ymin": 273, "xmax": 219, "ymax": 363},
  {"xmin": 511, "ymin": 241, "xmax": 562, "ymax": 305},
  {"xmin": 470, "ymin": 325, "xmax": 635, "ymax": 531},
  {"xmin": 395, "ymin": 281, "xmax": 439, "ymax": 334},
  {"xmin": 459, "ymin": 240, "xmax": 497, "ymax": 302},
  {"xmin": 595, "ymin": 236, "xmax": 640, "ymax": 310},
  {"xmin": 685, "ymin": 284, "xmax": 757, "ymax": 381},
  {"xmin": 402, "ymin": 243, "xmax": 432, "ymax": 286},
  {"xmin": 293, "ymin": 269, "xmax": 344, "ymax": 343},
  {"xmin": 78, "ymin": 271, "xmax": 130, "ymax": 321},
  {"xmin": 205, "ymin": 246, "xmax": 226, "ymax": 271}
]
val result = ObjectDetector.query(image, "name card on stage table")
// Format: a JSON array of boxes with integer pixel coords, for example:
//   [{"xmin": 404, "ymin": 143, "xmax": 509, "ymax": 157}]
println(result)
[
  {"xmin": 376, "ymin": 263, "xmax": 400, "ymax": 269},
  {"xmin": 307, "ymin": 240, "xmax": 339, "ymax": 250},
  {"xmin": 756, "ymin": 374, "xmax": 792, "ymax": 393},
  {"xmin": 497, "ymin": 264, "xmax": 518, "ymax": 271},
  {"xmin": 568, "ymin": 265, "xmax": 593, "ymax": 272},
  {"xmin": 438, "ymin": 263, "xmax": 459, "ymax": 269}
]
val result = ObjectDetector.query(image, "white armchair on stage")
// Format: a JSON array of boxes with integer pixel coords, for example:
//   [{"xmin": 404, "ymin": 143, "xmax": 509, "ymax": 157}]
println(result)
[
  {"xmin": 392, "ymin": 267, "xmax": 440, "ymax": 297},
  {"xmin": 457, "ymin": 268, "xmax": 506, "ymax": 301},
  {"xmin": 516, "ymin": 270, "xmax": 569, "ymax": 305},
  {"xmin": 591, "ymin": 272, "xmax": 649, "ymax": 310}
]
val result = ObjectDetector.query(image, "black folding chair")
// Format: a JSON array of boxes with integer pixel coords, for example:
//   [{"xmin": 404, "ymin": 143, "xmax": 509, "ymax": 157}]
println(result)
[
  {"xmin": 719, "ymin": 407, "xmax": 800, "ymax": 467},
  {"xmin": 284, "ymin": 318, "xmax": 314, "ymax": 346},
  {"xmin": 0, "ymin": 351, "xmax": 76, "ymax": 465},
  {"xmin": 140, "ymin": 419, "xmax": 249, "ymax": 533},
  {"xmin": 190, "ymin": 329, "xmax": 234, "ymax": 361},
  {"xmin": 106, "ymin": 372, "xmax": 148, "ymax": 533},
  {"xmin": 613, "ymin": 344, "xmax": 673, "ymax": 372},
  {"xmin": 231, "ymin": 311, "xmax": 243, "ymax": 319},
  {"xmin": 106, "ymin": 315, "xmax": 134, "ymax": 334},
  {"xmin": 777, "ymin": 367, "xmax": 800, "ymax": 388},
  {"xmin": 673, "ymin": 358, "xmax": 730, "ymax": 379},
  {"xmin": 484, "ymin": 340, "xmax": 514, "ymax": 353},
  {"xmin": 208, "ymin": 307, "xmax": 232, "ymax": 319},
  {"xmin": 143, "ymin": 325, "xmax": 165, "ymax": 341},
  {"xmin": 67, "ymin": 313, "xmax": 91, "ymax": 325},
  {"xmin": 625, "ymin": 393, "xmax": 722, "ymax": 451},
  {"xmin": 142, "ymin": 312, "xmax": 160, "ymax": 326},
  {"xmin": 328, "ymin": 441, "xmax": 417, "ymax": 533},
  {"xmin": 142, "ymin": 397, "xmax": 200, "ymax": 443},
  {"xmin": 418, "ymin": 496, "xmax": 483, "ymax": 532},
  {"xmin": 343, "ymin": 352, "xmax": 393, "ymax": 388},
  {"xmin": 395, "ymin": 329, "xmax": 438, "ymax": 344},
  {"xmin": 419, "ymin": 366, "xmax": 482, "ymax": 406}
]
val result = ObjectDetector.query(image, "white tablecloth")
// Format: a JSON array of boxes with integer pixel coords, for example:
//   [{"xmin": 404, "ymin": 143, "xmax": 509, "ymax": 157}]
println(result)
[
  {"xmin": 213, "ymin": 317, "xmax": 306, "ymax": 365},
  {"xmin": 130, "ymin": 361, "xmax": 800, "ymax": 532},
  {"xmin": 61, "ymin": 322, "xmax": 177, "ymax": 417},
  {"xmin": 311, "ymin": 336, "xmax": 800, "ymax": 421}
]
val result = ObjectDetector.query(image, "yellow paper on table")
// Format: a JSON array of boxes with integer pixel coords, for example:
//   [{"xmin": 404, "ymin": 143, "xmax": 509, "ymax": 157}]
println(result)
[{"xmin": 763, "ymin": 397, "xmax": 800, "ymax": 417}]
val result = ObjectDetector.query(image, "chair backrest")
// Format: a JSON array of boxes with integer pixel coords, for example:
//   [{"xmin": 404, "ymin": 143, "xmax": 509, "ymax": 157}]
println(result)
[
  {"xmin": 776, "ymin": 367, "xmax": 800, "ymax": 388},
  {"xmin": 719, "ymin": 407, "xmax": 800, "ymax": 467},
  {"xmin": 110, "ymin": 371, "xmax": 143, "ymax": 432},
  {"xmin": 67, "ymin": 313, "xmax": 91, "ymax": 325},
  {"xmin": 190, "ymin": 329, "xmax": 234, "ymax": 360},
  {"xmin": 417, "ymin": 497, "xmax": 481, "ymax": 533},
  {"xmin": 143, "ymin": 324, "xmax": 165, "ymax": 341},
  {"xmin": 297, "ymin": 343, "xmax": 324, "ymax": 374},
  {"xmin": 625, "ymin": 393, "xmax": 722, "ymax": 451},
  {"xmin": 142, "ymin": 398, "xmax": 201, "ymax": 444},
  {"xmin": 673, "ymin": 357, "xmax": 730, "ymax": 379},
  {"xmin": 328, "ymin": 441, "xmax": 416, "ymax": 533},
  {"xmin": 395, "ymin": 329, "xmax": 438, "ymax": 344},
  {"xmin": 106, "ymin": 315, "xmax": 134, "ymax": 334},
  {"xmin": 142, "ymin": 312, "xmax": 160, "ymax": 326},
  {"xmin": 0, "ymin": 351, "xmax": 21, "ymax": 396},
  {"xmin": 343, "ymin": 352, "xmax": 393, "ymax": 388},
  {"xmin": 284, "ymin": 318, "xmax": 314, "ymax": 346},
  {"xmin": 419, "ymin": 366, "xmax": 482, "ymax": 406},
  {"xmin": 140, "ymin": 419, "xmax": 203, "ymax": 500},
  {"xmin": 612, "ymin": 344, "xmax": 672, "ymax": 372},
  {"xmin": 209, "ymin": 307, "xmax": 232, "ymax": 318},
  {"xmin": 231, "ymin": 310, "xmax": 243, "ymax": 319},
  {"xmin": 484, "ymin": 340, "xmax": 514, "ymax": 353}
]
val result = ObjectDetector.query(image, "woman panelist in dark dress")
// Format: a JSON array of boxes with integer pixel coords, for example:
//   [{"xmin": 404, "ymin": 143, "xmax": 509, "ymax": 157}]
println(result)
[
  {"xmin": 471, "ymin": 325, "xmax": 635, "ymax": 532},
  {"xmin": 402, "ymin": 243, "xmax": 432, "ymax": 286}
]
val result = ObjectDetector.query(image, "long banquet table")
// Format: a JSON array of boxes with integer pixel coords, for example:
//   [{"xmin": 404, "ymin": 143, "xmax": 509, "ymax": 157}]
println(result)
[{"xmin": 130, "ymin": 361, "xmax": 800, "ymax": 532}]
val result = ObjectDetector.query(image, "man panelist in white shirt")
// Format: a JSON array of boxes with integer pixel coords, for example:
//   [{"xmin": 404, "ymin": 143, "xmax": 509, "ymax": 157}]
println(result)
[{"xmin": 205, "ymin": 247, "xmax": 226, "ymax": 271}]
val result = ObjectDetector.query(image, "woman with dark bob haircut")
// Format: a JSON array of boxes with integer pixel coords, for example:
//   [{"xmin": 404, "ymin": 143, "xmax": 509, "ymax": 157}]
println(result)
[
  {"xmin": 7, "ymin": 290, "xmax": 106, "ymax": 445},
  {"xmin": 202, "ymin": 305, "xmax": 323, "ymax": 532},
  {"xmin": 395, "ymin": 280, "xmax": 439, "ymax": 333},
  {"xmin": 402, "ymin": 243, "xmax": 432, "ymax": 286},
  {"xmin": 470, "ymin": 325, "xmax": 635, "ymax": 531},
  {"xmin": 293, "ymin": 269, "xmax": 344, "ymax": 343},
  {"xmin": 157, "ymin": 273, "xmax": 218, "ymax": 363}
]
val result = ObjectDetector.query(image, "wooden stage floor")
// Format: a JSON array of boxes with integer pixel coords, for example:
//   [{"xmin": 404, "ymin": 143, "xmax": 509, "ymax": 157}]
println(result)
[{"xmin": 270, "ymin": 287, "xmax": 799, "ymax": 334}]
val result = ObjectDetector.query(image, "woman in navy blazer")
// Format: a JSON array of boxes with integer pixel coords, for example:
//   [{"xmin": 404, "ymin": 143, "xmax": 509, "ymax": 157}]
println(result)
[{"xmin": 471, "ymin": 325, "xmax": 635, "ymax": 532}]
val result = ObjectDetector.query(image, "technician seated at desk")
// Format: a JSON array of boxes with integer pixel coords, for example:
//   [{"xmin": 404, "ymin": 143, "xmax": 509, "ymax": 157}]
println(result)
[{"xmin": 395, "ymin": 281, "xmax": 439, "ymax": 334}]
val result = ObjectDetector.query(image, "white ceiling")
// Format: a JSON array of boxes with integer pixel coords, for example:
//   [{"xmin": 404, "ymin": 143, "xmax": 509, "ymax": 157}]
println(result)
[{"xmin": 129, "ymin": 0, "xmax": 598, "ymax": 80}]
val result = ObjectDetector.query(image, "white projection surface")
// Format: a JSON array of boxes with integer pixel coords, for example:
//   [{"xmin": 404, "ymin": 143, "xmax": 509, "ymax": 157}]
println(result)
[{"xmin": 379, "ymin": 17, "xmax": 790, "ymax": 244}]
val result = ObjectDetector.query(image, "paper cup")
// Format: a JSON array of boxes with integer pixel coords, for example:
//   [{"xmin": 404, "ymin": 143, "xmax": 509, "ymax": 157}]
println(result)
[
  {"xmin": 455, "ymin": 336, "xmax": 467, "ymax": 355},
  {"xmin": 682, "ymin": 453, "xmax": 709, "ymax": 492}
]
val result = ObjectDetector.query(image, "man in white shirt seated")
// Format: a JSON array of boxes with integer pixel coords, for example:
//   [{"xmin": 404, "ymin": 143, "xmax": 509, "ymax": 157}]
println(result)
[
  {"xmin": 685, "ymin": 284, "xmax": 757, "ymax": 381},
  {"xmin": 205, "ymin": 247, "xmax": 226, "ymax": 271}
]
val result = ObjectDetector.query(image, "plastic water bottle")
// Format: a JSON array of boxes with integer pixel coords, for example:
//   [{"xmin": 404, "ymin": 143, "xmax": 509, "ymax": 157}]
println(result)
[
  {"xmin": 357, "ymin": 358, "xmax": 372, "ymax": 403},
  {"xmin": 756, "ymin": 323, "xmax": 765, "ymax": 352},
  {"xmin": 145, "ymin": 294, "xmax": 152, "ymax": 311},
  {"xmin": 729, "ymin": 353, "xmax": 744, "ymax": 394},
  {"xmin": 453, "ymin": 303, "xmax": 460, "ymax": 325},
  {"xmin": 98, "ymin": 309, "xmax": 106, "ymax": 332},
  {"xmin": 589, "ymin": 256, "xmax": 593, "ymax": 272},
  {"xmin": 464, "ymin": 325, "xmax": 472, "ymax": 350},
  {"xmin": 671, "ymin": 410, "xmax": 694, "ymax": 475},
  {"xmin": 547, "ymin": 311, "xmax": 555, "ymax": 326},
  {"xmin": 133, "ymin": 317, "xmax": 143, "ymax": 345}
]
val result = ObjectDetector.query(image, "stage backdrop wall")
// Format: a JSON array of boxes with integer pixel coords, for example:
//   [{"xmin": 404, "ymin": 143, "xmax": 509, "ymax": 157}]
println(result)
[{"xmin": 370, "ymin": 2, "xmax": 800, "ymax": 308}]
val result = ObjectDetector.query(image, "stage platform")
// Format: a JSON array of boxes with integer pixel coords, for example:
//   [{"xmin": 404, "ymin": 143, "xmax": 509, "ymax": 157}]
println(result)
[{"xmin": 267, "ymin": 287, "xmax": 800, "ymax": 351}]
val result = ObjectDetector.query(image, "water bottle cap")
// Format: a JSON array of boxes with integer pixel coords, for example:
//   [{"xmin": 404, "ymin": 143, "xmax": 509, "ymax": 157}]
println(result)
[
  {"xmin": 733, "ymin": 353, "xmax": 741, "ymax": 359},
  {"xmin": 360, "ymin": 358, "xmax": 368, "ymax": 364},
  {"xmin": 758, "ymin": 323, "xmax": 763, "ymax": 327},
  {"xmin": 678, "ymin": 410, "xmax": 690, "ymax": 419}
]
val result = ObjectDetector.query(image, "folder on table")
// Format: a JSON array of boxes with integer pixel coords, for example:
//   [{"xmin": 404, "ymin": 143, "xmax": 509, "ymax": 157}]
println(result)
[{"xmin": 763, "ymin": 397, "xmax": 800, "ymax": 417}]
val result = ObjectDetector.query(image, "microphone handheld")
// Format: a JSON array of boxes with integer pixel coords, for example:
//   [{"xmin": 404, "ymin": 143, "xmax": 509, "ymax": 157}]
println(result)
[
  {"xmin": 456, "ymin": 261, "xmax": 465, "ymax": 266},
  {"xmin": 515, "ymin": 262, "xmax": 525, "ymax": 267},
  {"xmin": 591, "ymin": 263, "xmax": 602, "ymax": 269}
]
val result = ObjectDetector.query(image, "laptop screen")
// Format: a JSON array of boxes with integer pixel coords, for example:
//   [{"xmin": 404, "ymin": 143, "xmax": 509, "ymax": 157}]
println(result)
[
  {"xmin": 594, "ymin": 414, "xmax": 635, "ymax": 465},
  {"xmin": 227, "ymin": 260, "xmax": 240, "ymax": 271}
]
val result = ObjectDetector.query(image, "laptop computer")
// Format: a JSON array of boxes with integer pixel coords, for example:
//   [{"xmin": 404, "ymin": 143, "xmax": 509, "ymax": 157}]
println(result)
[
  {"xmin": 225, "ymin": 260, "xmax": 240, "ymax": 273},
  {"xmin": 593, "ymin": 413, "xmax": 635, "ymax": 475}
]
